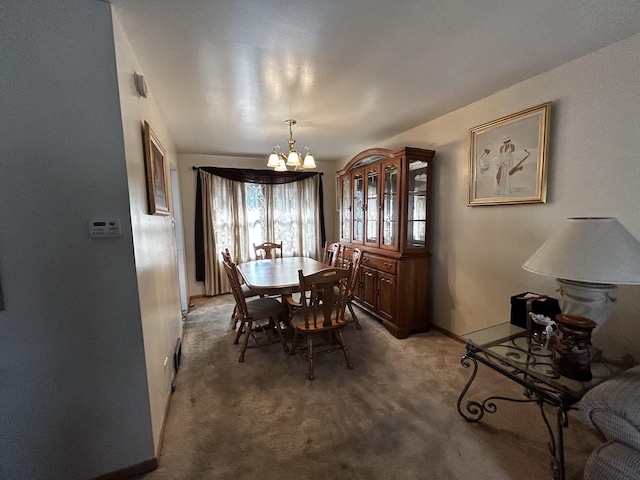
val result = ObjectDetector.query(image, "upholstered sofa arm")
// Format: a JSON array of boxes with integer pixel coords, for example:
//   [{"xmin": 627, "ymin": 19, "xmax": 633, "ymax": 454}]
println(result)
[
  {"xmin": 584, "ymin": 441, "xmax": 640, "ymax": 480},
  {"xmin": 580, "ymin": 364, "xmax": 640, "ymax": 451}
]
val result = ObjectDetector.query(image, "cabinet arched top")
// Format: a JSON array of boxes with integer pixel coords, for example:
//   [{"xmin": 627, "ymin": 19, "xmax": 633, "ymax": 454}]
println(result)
[
  {"xmin": 338, "ymin": 148, "xmax": 393, "ymax": 175},
  {"xmin": 338, "ymin": 147, "xmax": 435, "ymax": 175}
]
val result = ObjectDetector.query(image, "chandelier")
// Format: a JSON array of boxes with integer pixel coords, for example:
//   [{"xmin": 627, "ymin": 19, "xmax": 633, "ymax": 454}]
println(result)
[{"xmin": 267, "ymin": 119, "xmax": 316, "ymax": 171}]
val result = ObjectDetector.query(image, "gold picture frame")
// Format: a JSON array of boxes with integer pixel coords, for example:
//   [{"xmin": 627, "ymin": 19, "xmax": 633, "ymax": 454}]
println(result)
[
  {"xmin": 468, "ymin": 102, "xmax": 550, "ymax": 206},
  {"xmin": 143, "ymin": 121, "xmax": 170, "ymax": 215}
]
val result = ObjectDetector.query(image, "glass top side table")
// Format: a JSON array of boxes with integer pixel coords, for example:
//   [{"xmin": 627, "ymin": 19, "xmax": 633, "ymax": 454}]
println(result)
[{"xmin": 457, "ymin": 322, "xmax": 635, "ymax": 480}]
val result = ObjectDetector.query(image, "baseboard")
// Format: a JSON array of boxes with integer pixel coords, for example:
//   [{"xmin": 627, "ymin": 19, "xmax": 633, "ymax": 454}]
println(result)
[
  {"xmin": 188, "ymin": 294, "xmax": 207, "ymax": 300},
  {"xmin": 431, "ymin": 324, "xmax": 465, "ymax": 343},
  {"xmin": 156, "ymin": 379, "xmax": 175, "ymax": 457},
  {"xmin": 187, "ymin": 294, "xmax": 206, "ymax": 312},
  {"xmin": 92, "ymin": 458, "xmax": 158, "ymax": 480}
]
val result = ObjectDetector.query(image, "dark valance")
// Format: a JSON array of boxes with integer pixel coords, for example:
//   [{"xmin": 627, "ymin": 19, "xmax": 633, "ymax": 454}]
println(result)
[
  {"xmin": 194, "ymin": 167, "xmax": 326, "ymax": 282},
  {"xmin": 192, "ymin": 166, "xmax": 320, "ymax": 184}
]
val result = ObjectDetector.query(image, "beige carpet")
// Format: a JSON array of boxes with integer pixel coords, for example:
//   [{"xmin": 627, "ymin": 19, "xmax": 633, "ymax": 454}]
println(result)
[{"xmin": 136, "ymin": 295, "xmax": 599, "ymax": 480}]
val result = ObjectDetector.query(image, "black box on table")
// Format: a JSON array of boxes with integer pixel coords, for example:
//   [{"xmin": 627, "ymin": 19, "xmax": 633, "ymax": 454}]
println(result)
[{"xmin": 510, "ymin": 292, "xmax": 561, "ymax": 331}]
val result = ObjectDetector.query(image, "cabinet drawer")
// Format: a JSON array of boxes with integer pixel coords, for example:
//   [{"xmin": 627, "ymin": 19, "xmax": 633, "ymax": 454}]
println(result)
[{"xmin": 361, "ymin": 255, "xmax": 397, "ymax": 274}]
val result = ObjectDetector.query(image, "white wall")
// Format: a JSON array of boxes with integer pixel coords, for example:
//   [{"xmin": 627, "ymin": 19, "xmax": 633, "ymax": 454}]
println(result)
[
  {"xmin": 178, "ymin": 154, "xmax": 337, "ymax": 298},
  {"xmin": 0, "ymin": 1, "xmax": 155, "ymax": 478},
  {"xmin": 112, "ymin": 12, "xmax": 183, "ymax": 455},
  {"xmin": 338, "ymin": 33, "xmax": 640, "ymax": 357}
]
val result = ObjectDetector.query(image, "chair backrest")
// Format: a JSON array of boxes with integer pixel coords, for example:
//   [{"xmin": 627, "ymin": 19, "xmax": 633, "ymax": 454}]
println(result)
[
  {"xmin": 221, "ymin": 253, "xmax": 249, "ymax": 318},
  {"xmin": 221, "ymin": 248, "xmax": 232, "ymax": 264},
  {"xmin": 333, "ymin": 246, "xmax": 362, "ymax": 298},
  {"xmin": 297, "ymin": 266, "xmax": 351, "ymax": 329},
  {"xmin": 334, "ymin": 245, "xmax": 354, "ymax": 269},
  {"xmin": 253, "ymin": 241, "xmax": 282, "ymax": 260},
  {"xmin": 323, "ymin": 241, "xmax": 341, "ymax": 266},
  {"xmin": 346, "ymin": 248, "xmax": 362, "ymax": 297}
]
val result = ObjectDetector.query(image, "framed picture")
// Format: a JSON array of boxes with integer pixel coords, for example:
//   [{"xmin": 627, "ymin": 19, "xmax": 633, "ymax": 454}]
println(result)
[
  {"xmin": 468, "ymin": 102, "xmax": 550, "ymax": 206},
  {"xmin": 143, "ymin": 121, "xmax": 170, "ymax": 215}
]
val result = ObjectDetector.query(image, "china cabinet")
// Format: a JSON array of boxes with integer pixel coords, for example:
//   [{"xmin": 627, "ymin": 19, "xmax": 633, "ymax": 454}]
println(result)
[{"xmin": 337, "ymin": 147, "xmax": 435, "ymax": 338}]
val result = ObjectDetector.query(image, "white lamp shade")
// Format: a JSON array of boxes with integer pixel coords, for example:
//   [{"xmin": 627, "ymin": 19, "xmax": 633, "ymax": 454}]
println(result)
[
  {"xmin": 302, "ymin": 152, "xmax": 316, "ymax": 169},
  {"xmin": 267, "ymin": 152, "xmax": 280, "ymax": 168},
  {"xmin": 274, "ymin": 159, "xmax": 287, "ymax": 172},
  {"xmin": 522, "ymin": 217, "xmax": 640, "ymax": 285},
  {"xmin": 286, "ymin": 150, "xmax": 300, "ymax": 166}
]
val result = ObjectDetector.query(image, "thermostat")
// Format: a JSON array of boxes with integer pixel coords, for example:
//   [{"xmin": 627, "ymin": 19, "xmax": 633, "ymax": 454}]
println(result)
[{"xmin": 90, "ymin": 218, "xmax": 122, "ymax": 238}]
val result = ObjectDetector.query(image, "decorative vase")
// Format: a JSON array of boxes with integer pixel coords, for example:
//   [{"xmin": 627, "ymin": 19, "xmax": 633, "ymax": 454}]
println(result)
[
  {"xmin": 556, "ymin": 279, "xmax": 616, "ymax": 332},
  {"xmin": 551, "ymin": 314, "xmax": 597, "ymax": 381}
]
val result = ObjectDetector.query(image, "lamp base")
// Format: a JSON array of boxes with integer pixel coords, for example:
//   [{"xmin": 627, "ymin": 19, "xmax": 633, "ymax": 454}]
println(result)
[{"xmin": 556, "ymin": 279, "xmax": 617, "ymax": 332}]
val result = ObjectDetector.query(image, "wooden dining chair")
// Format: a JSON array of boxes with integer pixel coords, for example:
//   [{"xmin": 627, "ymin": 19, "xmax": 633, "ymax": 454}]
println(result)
[
  {"xmin": 222, "ymin": 249, "xmax": 259, "ymax": 330},
  {"xmin": 284, "ymin": 242, "xmax": 339, "ymax": 324},
  {"xmin": 222, "ymin": 254, "xmax": 289, "ymax": 362},
  {"xmin": 290, "ymin": 266, "xmax": 353, "ymax": 380},
  {"xmin": 334, "ymin": 246, "xmax": 363, "ymax": 330},
  {"xmin": 253, "ymin": 241, "xmax": 282, "ymax": 260},
  {"xmin": 322, "ymin": 241, "xmax": 341, "ymax": 266}
]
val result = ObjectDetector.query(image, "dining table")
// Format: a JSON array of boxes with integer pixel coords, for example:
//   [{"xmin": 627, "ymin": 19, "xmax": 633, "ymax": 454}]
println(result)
[{"xmin": 237, "ymin": 256, "xmax": 331, "ymax": 297}]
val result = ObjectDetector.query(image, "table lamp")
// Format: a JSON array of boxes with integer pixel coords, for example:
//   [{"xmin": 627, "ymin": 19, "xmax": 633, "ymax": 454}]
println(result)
[{"xmin": 522, "ymin": 217, "xmax": 640, "ymax": 331}]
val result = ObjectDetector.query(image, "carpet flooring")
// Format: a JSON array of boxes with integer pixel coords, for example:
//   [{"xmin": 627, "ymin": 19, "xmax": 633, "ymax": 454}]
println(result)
[{"xmin": 135, "ymin": 295, "xmax": 600, "ymax": 480}]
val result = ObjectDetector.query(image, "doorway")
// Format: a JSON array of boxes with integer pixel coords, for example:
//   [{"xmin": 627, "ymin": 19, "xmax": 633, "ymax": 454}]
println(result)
[{"xmin": 170, "ymin": 164, "xmax": 188, "ymax": 314}]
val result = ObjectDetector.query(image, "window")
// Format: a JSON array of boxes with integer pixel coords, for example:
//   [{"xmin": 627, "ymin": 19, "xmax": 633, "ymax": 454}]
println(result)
[{"xmin": 196, "ymin": 168, "xmax": 324, "ymax": 295}]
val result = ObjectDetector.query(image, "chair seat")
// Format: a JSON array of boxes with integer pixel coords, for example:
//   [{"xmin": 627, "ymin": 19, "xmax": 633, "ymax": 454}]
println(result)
[{"xmin": 246, "ymin": 297, "xmax": 283, "ymax": 318}]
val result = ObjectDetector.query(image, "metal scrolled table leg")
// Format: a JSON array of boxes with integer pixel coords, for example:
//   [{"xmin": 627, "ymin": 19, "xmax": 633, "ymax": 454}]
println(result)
[
  {"xmin": 457, "ymin": 354, "xmax": 485, "ymax": 422},
  {"xmin": 536, "ymin": 397, "xmax": 569, "ymax": 480},
  {"xmin": 458, "ymin": 353, "xmax": 538, "ymax": 422}
]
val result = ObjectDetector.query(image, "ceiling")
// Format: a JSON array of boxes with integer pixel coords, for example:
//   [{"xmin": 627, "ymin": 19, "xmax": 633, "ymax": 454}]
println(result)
[{"xmin": 107, "ymin": 0, "xmax": 640, "ymax": 163}]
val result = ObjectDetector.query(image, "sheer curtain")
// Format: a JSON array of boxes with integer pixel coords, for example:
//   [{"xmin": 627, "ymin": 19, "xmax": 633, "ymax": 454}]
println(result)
[{"xmin": 196, "ymin": 168, "xmax": 324, "ymax": 296}]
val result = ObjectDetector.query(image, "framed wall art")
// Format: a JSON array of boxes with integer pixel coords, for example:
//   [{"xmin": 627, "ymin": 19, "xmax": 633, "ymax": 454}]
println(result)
[
  {"xmin": 143, "ymin": 121, "xmax": 170, "ymax": 215},
  {"xmin": 468, "ymin": 102, "xmax": 550, "ymax": 206}
]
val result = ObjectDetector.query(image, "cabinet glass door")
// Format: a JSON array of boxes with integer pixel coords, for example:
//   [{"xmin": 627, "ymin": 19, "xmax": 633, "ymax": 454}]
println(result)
[
  {"xmin": 406, "ymin": 159, "xmax": 429, "ymax": 248},
  {"xmin": 365, "ymin": 167, "xmax": 379, "ymax": 245},
  {"xmin": 352, "ymin": 171, "xmax": 364, "ymax": 243},
  {"xmin": 382, "ymin": 160, "xmax": 399, "ymax": 249},
  {"xmin": 340, "ymin": 175, "xmax": 351, "ymax": 241}
]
